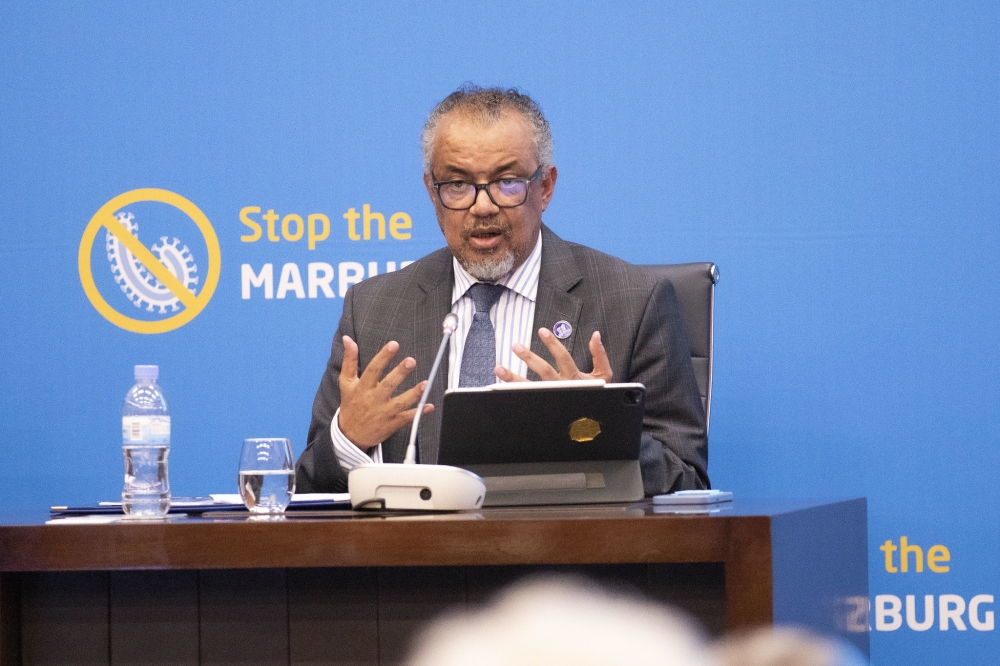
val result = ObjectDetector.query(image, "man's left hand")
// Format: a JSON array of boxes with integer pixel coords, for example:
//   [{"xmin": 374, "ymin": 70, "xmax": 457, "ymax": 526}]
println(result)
[{"xmin": 494, "ymin": 328, "xmax": 614, "ymax": 382}]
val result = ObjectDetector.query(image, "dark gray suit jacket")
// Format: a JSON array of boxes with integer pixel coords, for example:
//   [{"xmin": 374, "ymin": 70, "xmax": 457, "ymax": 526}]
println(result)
[{"xmin": 296, "ymin": 225, "xmax": 709, "ymax": 495}]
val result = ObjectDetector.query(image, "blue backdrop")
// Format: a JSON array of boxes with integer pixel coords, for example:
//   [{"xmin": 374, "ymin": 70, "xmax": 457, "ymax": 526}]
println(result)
[{"xmin": 1, "ymin": 2, "xmax": 998, "ymax": 664}]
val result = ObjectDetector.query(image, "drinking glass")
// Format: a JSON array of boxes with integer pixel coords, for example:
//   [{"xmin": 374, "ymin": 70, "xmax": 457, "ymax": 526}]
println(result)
[{"xmin": 238, "ymin": 438, "xmax": 295, "ymax": 515}]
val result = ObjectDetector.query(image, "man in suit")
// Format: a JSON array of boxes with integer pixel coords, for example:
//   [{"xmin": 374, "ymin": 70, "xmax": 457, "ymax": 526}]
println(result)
[{"xmin": 296, "ymin": 86, "xmax": 708, "ymax": 496}]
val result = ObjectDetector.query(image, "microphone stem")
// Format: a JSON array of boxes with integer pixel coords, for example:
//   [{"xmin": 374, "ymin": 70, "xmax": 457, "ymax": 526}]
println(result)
[{"xmin": 404, "ymin": 327, "xmax": 454, "ymax": 464}]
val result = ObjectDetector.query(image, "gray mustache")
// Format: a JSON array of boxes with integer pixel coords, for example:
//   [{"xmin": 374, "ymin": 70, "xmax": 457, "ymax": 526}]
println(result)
[{"xmin": 463, "ymin": 223, "xmax": 512, "ymax": 239}]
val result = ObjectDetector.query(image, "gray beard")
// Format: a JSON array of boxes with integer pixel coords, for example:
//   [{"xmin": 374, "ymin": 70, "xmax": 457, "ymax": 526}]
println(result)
[{"xmin": 461, "ymin": 250, "xmax": 516, "ymax": 282}]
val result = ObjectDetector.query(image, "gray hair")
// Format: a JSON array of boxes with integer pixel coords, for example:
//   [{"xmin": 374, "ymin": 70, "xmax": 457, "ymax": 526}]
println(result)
[
  {"xmin": 421, "ymin": 84, "xmax": 554, "ymax": 175},
  {"xmin": 713, "ymin": 627, "xmax": 868, "ymax": 666},
  {"xmin": 406, "ymin": 576, "xmax": 717, "ymax": 666}
]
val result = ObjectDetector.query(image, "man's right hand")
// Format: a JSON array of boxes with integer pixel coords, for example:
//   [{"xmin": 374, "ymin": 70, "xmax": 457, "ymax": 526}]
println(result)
[{"xmin": 337, "ymin": 336, "xmax": 432, "ymax": 450}]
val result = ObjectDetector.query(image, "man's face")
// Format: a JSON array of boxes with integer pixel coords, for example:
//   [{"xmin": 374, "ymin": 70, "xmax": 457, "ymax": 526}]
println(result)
[{"xmin": 424, "ymin": 110, "xmax": 557, "ymax": 280}]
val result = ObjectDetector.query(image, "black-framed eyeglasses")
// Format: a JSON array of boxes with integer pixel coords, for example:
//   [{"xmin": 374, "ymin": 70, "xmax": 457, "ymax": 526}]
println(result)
[{"xmin": 432, "ymin": 166, "xmax": 543, "ymax": 211}]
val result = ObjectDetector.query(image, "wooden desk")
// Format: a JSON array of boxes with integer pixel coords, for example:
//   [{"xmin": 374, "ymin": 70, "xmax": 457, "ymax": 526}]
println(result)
[{"xmin": 0, "ymin": 498, "xmax": 868, "ymax": 665}]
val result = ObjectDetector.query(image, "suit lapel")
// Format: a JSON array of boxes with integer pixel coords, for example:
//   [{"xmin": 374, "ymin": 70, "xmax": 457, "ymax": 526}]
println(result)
[
  {"xmin": 410, "ymin": 250, "xmax": 455, "ymax": 465},
  {"xmin": 530, "ymin": 226, "xmax": 584, "ymax": 379},
  {"xmin": 403, "ymin": 228, "xmax": 583, "ymax": 457}
]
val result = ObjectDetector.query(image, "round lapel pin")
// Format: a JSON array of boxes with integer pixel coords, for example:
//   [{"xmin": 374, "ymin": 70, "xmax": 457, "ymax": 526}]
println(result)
[{"xmin": 552, "ymin": 320, "xmax": 573, "ymax": 340}]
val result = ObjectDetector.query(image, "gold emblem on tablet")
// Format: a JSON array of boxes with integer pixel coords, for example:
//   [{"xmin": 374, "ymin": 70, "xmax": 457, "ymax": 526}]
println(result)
[{"xmin": 569, "ymin": 417, "xmax": 601, "ymax": 442}]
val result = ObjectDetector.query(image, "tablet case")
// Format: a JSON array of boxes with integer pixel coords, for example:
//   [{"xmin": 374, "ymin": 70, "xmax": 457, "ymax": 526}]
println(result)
[{"xmin": 438, "ymin": 382, "xmax": 646, "ymax": 506}]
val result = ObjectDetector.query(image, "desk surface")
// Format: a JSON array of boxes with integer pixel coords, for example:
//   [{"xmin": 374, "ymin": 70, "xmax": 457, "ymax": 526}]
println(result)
[
  {"xmin": 0, "ymin": 498, "xmax": 870, "ymax": 659},
  {"xmin": 0, "ymin": 498, "xmax": 860, "ymax": 572}
]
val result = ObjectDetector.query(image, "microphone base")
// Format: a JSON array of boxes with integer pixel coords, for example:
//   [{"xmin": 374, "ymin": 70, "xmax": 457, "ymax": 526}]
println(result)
[{"xmin": 348, "ymin": 463, "xmax": 486, "ymax": 511}]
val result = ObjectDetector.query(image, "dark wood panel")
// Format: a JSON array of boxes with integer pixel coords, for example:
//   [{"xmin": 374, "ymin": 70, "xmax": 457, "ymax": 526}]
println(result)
[
  {"xmin": 200, "ymin": 569, "xmax": 288, "ymax": 666},
  {"xmin": 466, "ymin": 563, "xmax": 650, "ymax": 603},
  {"xmin": 288, "ymin": 568, "xmax": 378, "ymax": 666},
  {"xmin": 376, "ymin": 568, "xmax": 467, "ymax": 666},
  {"xmin": 21, "ymin": 571, "xmax": 109, "ymax": 666},
  {"xmin": 0, "ymin": 574, "xmax": 21, "ymax": 666},
  {"xmin": 648, "ymin": 563, "xmax": 726, "ymax": 637},
  {"xmin": 109, "ymin": 570, "xmax": 199, "ymax": 666},
  {"xmin": 465, "ymin": 563, "xmax": 727, "ymax": 636}
]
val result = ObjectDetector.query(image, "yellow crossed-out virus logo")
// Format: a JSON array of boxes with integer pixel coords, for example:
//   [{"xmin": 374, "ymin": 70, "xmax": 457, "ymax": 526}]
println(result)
[{"xmin": 78, "ymin": 189, "xmax": 221, "ymax": 334}]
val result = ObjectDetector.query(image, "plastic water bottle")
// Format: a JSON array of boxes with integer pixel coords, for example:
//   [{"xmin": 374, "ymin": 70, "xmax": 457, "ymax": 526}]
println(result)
[{"xmin": 121, "ymin": 365, "xmax": 171, "ymax": 517}]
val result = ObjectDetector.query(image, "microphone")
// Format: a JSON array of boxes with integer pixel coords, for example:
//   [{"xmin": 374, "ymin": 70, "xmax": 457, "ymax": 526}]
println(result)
[
  {"xmin": 403, "ymin": 313, "xmax": 458, "ymax": 465},
  {"xmin": 347, "ymin": 313, "xmax": 486, "ymax": 511}
]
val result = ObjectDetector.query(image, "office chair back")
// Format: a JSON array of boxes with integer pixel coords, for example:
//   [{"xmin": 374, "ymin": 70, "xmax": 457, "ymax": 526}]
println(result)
[{"xmin": 641, "ymin": 263, "xmax": 719, "ymax": 432}]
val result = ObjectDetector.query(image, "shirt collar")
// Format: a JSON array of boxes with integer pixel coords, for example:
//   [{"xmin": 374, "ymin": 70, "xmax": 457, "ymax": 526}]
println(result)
[{"xmin": 452, "ymin": 232, "xmax": 542, "ymax": 305}]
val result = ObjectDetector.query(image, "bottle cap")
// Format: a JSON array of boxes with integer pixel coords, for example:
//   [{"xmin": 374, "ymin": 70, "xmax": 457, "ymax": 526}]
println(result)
[{"xmin": 134, "ymin": 365, "xmax": 159, "ymax": 381}]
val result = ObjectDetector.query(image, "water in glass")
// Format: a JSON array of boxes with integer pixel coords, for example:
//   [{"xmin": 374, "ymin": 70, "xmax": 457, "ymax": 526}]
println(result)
[
  {"xmin": 239, "ymin": 438, "xmax": 295, "ymax": 514},
  {"xmin": 239, "ymin": 469, "xmax": 295, "ymax": 512}
]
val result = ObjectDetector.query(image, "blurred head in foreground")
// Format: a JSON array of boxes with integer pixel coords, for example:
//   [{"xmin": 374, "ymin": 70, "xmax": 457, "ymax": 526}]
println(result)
[
  {"xmin": 406, "ymin": 576, "xmax": 718, "ymax": 666},
  {"xmin": 713, "ymin": 627, "xmax": 868, "ymax": 666}
]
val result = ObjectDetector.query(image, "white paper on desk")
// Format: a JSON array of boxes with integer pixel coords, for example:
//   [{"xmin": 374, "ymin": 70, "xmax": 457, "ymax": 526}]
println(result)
[
  {"xmin": 292, "ymin": 493, "xmax": 351, "ymax": 503},
  {"xmin": 46, "ymin": 515, "xmax": 123, "ymax": 525},
  {"xmin": 46, "ymin": 514, "xmax": 189, "ymax": 525},
  {"xmin": 651, "ymin": 505, "xmax": 732, "ymax": 515},
  {"xmin": 98, "ymin": 497, "xmax": 216, "ymax": 508},
  {"xmin": 652, "ymin": 490, "xmax": 733, "ymax": 505},
  {"xmin": 209, "ymin": 493, "xmax": 350, "ymax": 505}
]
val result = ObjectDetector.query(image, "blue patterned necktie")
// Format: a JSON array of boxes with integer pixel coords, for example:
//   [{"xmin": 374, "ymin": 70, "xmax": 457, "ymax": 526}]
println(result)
[{"xmin": 459, "ymin": 283, "xmax": 506, "ymax": 387}]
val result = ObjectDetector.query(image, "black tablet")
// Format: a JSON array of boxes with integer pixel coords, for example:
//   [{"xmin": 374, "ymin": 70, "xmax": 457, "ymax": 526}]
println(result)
[{"xmin": 438, "ymin": 381, "xmax": 645, "ymax": 467}]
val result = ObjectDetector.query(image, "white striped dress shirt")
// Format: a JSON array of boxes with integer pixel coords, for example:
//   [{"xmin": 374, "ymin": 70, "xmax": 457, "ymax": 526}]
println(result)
[{"xmin": 330, "ymin": 234, "xmax": 543, "ymax": 469}]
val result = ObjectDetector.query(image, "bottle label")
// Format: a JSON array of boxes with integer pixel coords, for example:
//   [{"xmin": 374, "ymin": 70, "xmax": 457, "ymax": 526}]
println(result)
[{"xmin": 122, "ymin": 416, "xmax": 170, "ymax": 445}]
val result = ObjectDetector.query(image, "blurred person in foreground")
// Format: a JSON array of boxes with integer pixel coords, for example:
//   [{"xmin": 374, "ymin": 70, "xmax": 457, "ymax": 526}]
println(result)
[
  {"xmin": 713, "ymin": 627, "xmax": 868, "ymax": 666},
  {"xmin": 405, "ymin": 576, "xmax": 719, "ymax": 666}
]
